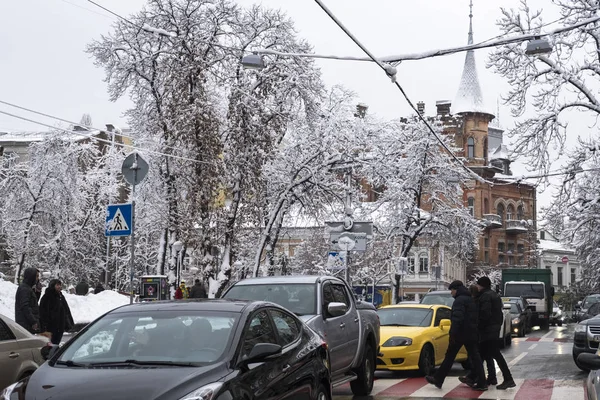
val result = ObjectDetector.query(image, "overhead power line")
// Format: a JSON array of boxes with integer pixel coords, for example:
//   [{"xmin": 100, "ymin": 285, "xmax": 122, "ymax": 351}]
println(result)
[
  {"xmin": 0, "ymin": 99, "xmax": 187, "ymax": 156},
  {"xmin": 251, "ymin": 14, "xmax": 600, "ymax": 64},
  {"xmin": 312, "ymin": 0, "xmax": 489, "ymax": 185},
  {"xmin": 0, "ymin": 109, "xmax": 213, "ymax": 165}
]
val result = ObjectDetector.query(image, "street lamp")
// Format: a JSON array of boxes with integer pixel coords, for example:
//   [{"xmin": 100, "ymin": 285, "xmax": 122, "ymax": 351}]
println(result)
[
  {"xmin": 173, "ymin": 241, "xmax": 184, "ymax": 287},
  {"xmin": 241, "ymin": 53, "xmax": 266, "ymax": 70},
  {"xmin": 525, "ymin": 37, "xmax": 552, "ymax": 55}
]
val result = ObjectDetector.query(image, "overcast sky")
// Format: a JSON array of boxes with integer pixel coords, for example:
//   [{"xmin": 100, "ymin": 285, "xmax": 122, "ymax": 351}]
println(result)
[{"xmin": 0, "ymin": 0, "xmax": 562, "ymax": 206}]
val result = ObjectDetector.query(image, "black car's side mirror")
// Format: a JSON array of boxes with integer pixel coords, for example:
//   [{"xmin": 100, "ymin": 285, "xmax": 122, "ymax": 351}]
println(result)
[
  {"xmin": 238, "ymin": 343, "xmax": 282, "ymax": 368},
  {"xmin": 577, "ymin": 353, "xmax": 600, "ymax": 370}
]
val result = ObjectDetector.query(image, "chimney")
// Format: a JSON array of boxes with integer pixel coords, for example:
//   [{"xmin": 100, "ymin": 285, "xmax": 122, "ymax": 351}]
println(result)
[
  {"xmin": 436, "ymin": 100, "xmax": 451, "ymax": 116},
  {"xmin": 417, "ymin": 101, "xmax": 425, "ymax": 115}
]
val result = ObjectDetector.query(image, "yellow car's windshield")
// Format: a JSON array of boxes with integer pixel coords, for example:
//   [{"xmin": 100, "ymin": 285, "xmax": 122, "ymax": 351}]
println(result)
[{"xmin": 378, "ymin": 308, "xmax": 433, "ymax": 327}]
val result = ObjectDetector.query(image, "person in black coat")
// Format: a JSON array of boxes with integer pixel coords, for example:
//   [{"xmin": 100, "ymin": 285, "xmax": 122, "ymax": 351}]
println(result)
[
  {"xmin": 14, "ymin": 267, "xmax": 41, "ymax": 333},
  {"xmin": 473, "ymin": 276, "xmax": 515, "ymax": 390},
  {"xmin": 94, "ymin": 282, "xmax": 105, "ymax": 294},
  {"xmin": 426, "ymin": 280, "xmax": 488, "ymax": 391},
  {"xmin": 189, "ymin": 279, "xmax": 207, "ymax": 299},
  {"xmin": 40, "ymin": 279, "xmax": 74, "ymax": 345}
]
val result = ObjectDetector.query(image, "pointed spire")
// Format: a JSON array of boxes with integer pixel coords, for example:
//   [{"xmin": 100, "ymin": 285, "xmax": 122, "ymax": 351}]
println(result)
[
  {"xmin": 452, "ymin": 0, "xmax": 494, "ymax": 117},
  {"xmin": 468, "ymin": 0, "xmax": 474, "ymax": 45}
]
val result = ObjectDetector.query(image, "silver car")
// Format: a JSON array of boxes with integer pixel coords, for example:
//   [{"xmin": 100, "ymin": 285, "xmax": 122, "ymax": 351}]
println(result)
[{"xmin": 0, "ymin": 313, "xmax": 49, "ymax": 390}]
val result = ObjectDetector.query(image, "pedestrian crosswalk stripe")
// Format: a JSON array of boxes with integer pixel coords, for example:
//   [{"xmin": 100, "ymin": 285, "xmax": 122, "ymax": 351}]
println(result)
[{"xmin": 333, "ymin": 377, "xmax": 585, "ymax": 399}]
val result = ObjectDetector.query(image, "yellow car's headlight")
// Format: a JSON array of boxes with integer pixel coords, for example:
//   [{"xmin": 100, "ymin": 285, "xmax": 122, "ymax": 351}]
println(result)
[{"xmin": 382, "ymin": 337, "xmax": 413, "ymax": 347}]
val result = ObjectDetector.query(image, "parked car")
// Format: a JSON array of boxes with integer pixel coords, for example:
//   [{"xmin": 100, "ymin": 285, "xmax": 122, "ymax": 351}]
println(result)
[
  {"xmin": 573, "ymin": 313, "xmax": 600, "ymax": 371},
  {"xmin": 550, "ymin": 301, "xmax": 564, "ymax": 326},
  {"xmin": 576, "ymin": 351, "xmax": 600, "ymax": 399},
  {"xmin": 576, "ymin": 294, "xmax": 600, "ymax": 323},
  {"xmin": 376, "ymin": 304, "xmax": 469, "ymax": 375},
  {"xmin": 420, "ymin": 290, "xmax": 513, "ymax": 347},
  {"xmin": 0, "ymin": 300, "xmax": 332, "ymax": 400},
  {"xmin": 505, "ymin": 302, "xmax": 527, "ymax": 337},
  {"xmin": 502, "ymin": 296, "xmax": 532, "ymax": 333},
  {"xmin": 0, "ymin": 313, "xmax": 49, "ymax": 391},
  {"xmin": 222, "ymin": 276, "xmax": 380, "ymax": 396}
]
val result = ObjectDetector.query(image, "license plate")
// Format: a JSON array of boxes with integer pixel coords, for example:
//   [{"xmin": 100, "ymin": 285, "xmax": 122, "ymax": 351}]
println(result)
[{"xmin": 593, "ymin": 335, "xmax": 600, "ymax": 342}]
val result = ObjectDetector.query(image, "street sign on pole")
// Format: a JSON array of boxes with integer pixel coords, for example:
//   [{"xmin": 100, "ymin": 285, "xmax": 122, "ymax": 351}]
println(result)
[
  {"xmin": 327, "ymin": 251, "xmax": 347, "ymax": 270},
  {"xmin": 105, "ymin": 203, "xmax": 133, "ymax": 237},
  {"xmin": 326, "ymin": 221, "xmax": 373, "ymax": 252},
  {"xmin": 121, "ymin": 152, "xmax": 149, "ymax": 304},
  {"xmin": 122, "ymin": 152, "xmax": 149, "ymax": 185}
]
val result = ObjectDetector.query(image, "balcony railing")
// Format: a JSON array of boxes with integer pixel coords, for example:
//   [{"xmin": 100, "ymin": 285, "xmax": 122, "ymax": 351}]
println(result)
[
  {"xmin": 482, "ymin": 214, "xmax": 502, "ymax": 228},
  {"xmin": 505, "ymin": 219, "xmax": 528, "ymax": 234}
]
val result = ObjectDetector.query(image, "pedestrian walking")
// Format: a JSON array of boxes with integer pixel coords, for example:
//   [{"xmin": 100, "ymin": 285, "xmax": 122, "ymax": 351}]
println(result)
[
  {"xmin": 15, "ymin": 267, "xmax": 41, "ymax": 334},
  {"xmin": 462, "ymin": 284, "xmax": 498, "ymax": 386},
  {"xmin": 39, "ymin": 279, "xmax": 74, "ymax": 345},
  {"xmin": 189, "ymin": 279, "xmax": 207, "ymax": 299},
  {"xmin": 174, "ymin": 285, "xmax": 184, "ymax": 299},
  {"xmin": 463, "ymin": 276, "xmax": 516, "ymax": 390},
  {"xmin": 425, "ymin": 280, "xmax": 488, "ymax": 391}
]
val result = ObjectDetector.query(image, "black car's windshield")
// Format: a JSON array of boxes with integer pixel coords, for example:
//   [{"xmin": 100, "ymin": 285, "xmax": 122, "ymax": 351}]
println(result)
[
  {"xmin": 504, "ymin": 284, "xmax": 545, "ymax": 299},
  {"xmin": 509, "ymin": 304, "xmax": 520, "ymax": 314},
  {"xmin": 378, "ymin": 308, "xmax": 433, "ymax": 327},
  {"xmin": 57, "ymin": 310, "xmax": 239, "ymax": 367},
  {"xmin": 421, "ymin": 293, "xmax": 454, "ymax": 307},
  {"xmin": 223, "ymin": 283, "xmax": 316, "ymax": 316}
]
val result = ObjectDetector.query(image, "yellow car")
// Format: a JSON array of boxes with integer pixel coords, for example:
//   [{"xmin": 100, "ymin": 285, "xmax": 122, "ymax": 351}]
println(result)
[{"xmin": 376, "ymin": 304, "xmax": 469, "ymax": 375}]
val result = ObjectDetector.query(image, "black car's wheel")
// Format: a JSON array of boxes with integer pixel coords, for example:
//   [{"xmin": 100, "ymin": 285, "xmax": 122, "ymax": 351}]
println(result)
[
  {"xmin": 350, "ymin": 343, "xmax": 375, "ymax": 396},
  {"xmin": 315, "ymin": 384, "xmax": 331, "ymax": 400},
  {"xmin": 418, "ymin": 344, "xmax": 435, "ymax": 376},
  {"xmin": 574, "ymin": 353, "xmax": 590, "ymax": 372}
]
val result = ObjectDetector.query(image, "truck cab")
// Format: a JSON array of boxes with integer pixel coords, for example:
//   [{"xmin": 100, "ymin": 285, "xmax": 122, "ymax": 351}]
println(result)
[{"xmin": 504, "ymin": 280, "xmax": 554, "ymax": 330}]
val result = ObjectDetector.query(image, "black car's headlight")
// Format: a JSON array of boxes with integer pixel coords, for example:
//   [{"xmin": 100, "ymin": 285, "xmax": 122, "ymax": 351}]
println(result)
[
  {"xmin": 511, "ymin": 318, "xmax": 520, "ymax": 325},
  {"xmin": 179, "ymin": 382, "xmax": 223, "ymax": 400},
  {"xmin": 382, "ymin": 337, "xmax": 413, "ymax": 347},
  {"xmin": 575, "ymin": 323, "xmax": 587, "ymax": 333},
  {"xmin": 1, "ymin": 382, "xmax": 18, "ymax": 400}
]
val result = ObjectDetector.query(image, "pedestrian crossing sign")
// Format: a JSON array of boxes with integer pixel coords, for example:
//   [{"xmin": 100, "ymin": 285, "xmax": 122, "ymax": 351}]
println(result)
[{"xmin": 105, "ymin": 203, "xmax": 133, "ymax": 237}]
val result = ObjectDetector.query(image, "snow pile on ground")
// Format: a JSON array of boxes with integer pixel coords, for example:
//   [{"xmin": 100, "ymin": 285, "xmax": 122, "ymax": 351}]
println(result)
[{"xmin": 0, "ymin": 280, "xmax": 129, "ymax": 324}]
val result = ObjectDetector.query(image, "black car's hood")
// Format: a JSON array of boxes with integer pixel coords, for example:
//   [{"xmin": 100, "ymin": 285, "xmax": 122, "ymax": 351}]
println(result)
[{"xmin": 23, "ymin": 362, "xmax": 228, "ymax": 400}]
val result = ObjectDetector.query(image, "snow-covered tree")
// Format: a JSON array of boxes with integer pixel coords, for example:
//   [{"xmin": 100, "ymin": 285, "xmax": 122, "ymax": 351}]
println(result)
[
  {"xmin": 489, "ymin": 0, "xmax": 600, "ymax": 281},
  {"xmin": 467, "ymin": 267, "xmax": 502, "ymax": 292}
]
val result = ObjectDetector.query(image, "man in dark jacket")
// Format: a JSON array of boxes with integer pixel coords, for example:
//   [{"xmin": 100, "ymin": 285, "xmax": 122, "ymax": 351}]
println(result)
[
  {"xmin": 472, "ymin": 276, "xmax": 516, "ymax": 390},
  {"xmin": 425, "ymin": 280, "xmax": 487, "ymax": 391},
  {"xmin": 93, "ymin": 282, "xmax": 105, "ymax": 294},
  {"xmin": 189, "ymin": 279, "xmax": 207, "ymax": 299},
  {"xmin": 40, "ymin": 279, "xmax": 74, "ymax": 344},
  {"xmin": 15, "ymin": 267, "xmax": 41, "ymax": 333}
]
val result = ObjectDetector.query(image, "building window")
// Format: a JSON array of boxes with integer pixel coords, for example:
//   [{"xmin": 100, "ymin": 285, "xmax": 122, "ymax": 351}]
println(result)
[
  {"xmin": 517, "ymin": 205, "xmax": 524, "ymax": 220},
  {"xmin": 498, "ymin": 242, "xmax": 505, "ymax": 253},
  {"xmin": 484, "ymin": 198, "xmax": 489, "ymax": 214},
  {"xmin": 557, "ymin": 267, "xmax": 563, "ymax": 287},
  {"xmin": 571, "ymin": 268, "xmax": 576, "ymax": 284},
  {"xmin": 507, "ymin": 242, "xmax": 515, "ymax": 254},
  {"xmin": 484, "ymin": 251, "xmax": 489, "ymax": 263},
  {"xmin": 540, "ymin": 231, "xmax": 545, "ymax": 240},
  {"xmin": 467, "ymin": 137, "xmax": 475, "ymax": 158},
  {"xmin": 483, "ymin": 137, "xmax": 488, "ymax": 161},
  {"xmin": 468, "ymin": 197, "xmax": 475, "ymax": 217},
  {"xmin": 518, "ymin": 255, "xmax": 524, "ymax": 265},
  {"xmin": 508, "ymin": 256, "xmax": 514, "ymax": 265},
  {"xmin": 419, "ymin": 255, "xmax": 429, "ymax": 273},
  {"xmin": 407, "ymin": 256, "xmax": 416, "ymax": 273},
  {"xmin": 546, "ymin": 266, "xmax": 551, "ymax": 270},
  {"xmin": 517, "ymin": 244, "xmax": 524, "ymax": 254},
  {"xmin": 497, "ymin": 203, "xmax": 505, "ymax": 223},
  {"xmin": 499, "ymin": 254, "xmax": 505, "ymax": 264},
  {"xmin": 507, "ymin": 204, "xmax": 514, "ymax": 221},
  {"xmin": 484, "ymin": 238, "xmax": 489, "ymax": 248}
]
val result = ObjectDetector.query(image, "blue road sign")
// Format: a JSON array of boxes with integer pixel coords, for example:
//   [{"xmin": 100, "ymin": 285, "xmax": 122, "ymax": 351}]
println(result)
[{"xmin": 105, "ymin": 203, "xmax": 133, "ymax": 237}]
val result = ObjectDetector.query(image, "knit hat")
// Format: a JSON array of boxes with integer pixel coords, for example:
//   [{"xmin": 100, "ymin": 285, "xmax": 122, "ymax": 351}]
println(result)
[
  {"xmin": 448, "ymin": 280, "xmax": 464, "ymax": 290},
  {"xmin": 477, "ymin": 276, "xmax": 492, "ymax": 288}
]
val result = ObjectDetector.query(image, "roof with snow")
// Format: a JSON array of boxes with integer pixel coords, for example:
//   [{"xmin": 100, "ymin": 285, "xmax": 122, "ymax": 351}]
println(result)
[
  {"xmin": 451, "ymin": 2, "xmax": 494, "ymax": 117},
  {"xmin": 489, "ymin": 144, "xmax": 510, "ymax": 161},
  {"xmin": 538, "ymin": 239, "xmax": 575, "ymax": 254}
]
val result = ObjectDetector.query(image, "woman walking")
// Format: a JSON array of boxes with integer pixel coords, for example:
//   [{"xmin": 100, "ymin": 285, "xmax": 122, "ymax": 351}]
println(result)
[{"xmin": 40, "ymin": 279, "xmax": 74, "ymax": 345}]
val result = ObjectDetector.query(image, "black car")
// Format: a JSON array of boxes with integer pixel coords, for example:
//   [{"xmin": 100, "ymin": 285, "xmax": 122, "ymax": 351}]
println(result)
[
  {"xmin": 0, "ymin": 299, "xmax": 332, "ymax": 400},
  {"xmin": 573, "ymin": 313, "xmax": 600, "ymax": 371},
  {"xmin": 502, "ymin": 296, "xmax": 532, "ymax": 334},
  {"xmin": 576, "ymin": 352, "xmax": 600, "ymax": 399},
  {"xmin": 506, "ymin": 302, "xmax": 528, "ymax": 337}
]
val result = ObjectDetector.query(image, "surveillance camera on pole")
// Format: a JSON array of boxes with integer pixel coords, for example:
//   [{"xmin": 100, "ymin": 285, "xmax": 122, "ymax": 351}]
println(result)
[{"xmin": 525, "ymin": 37, "xmax": 552, "ymax": 55}]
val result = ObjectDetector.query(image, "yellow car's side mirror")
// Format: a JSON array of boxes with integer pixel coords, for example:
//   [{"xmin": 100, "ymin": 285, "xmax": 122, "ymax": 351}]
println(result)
[{"xmin": 440, "ymin": 319, "xmax": 451, "ymax": 330}]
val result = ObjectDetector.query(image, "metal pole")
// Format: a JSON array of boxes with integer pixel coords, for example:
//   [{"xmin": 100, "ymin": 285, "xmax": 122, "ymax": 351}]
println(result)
[
  {"xmin": 400, "ymin": 274, "xmax": 404, "ymax": 302},
  {"xmin": 129, "ymin": 157, "xmax": 137, "ymax": 305},
  {"xmin": 344, "ymin": 169, "xmax": 352, "ymax": 286},
  {"xmin": 105, "ymin": 236, "xmax": 110, "ymax": 287}
]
